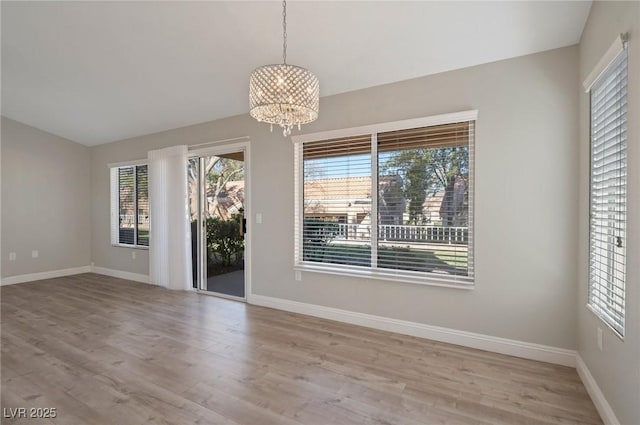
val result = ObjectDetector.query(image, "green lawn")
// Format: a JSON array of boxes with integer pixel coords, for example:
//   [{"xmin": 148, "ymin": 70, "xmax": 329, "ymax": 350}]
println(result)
[
  {"xmin": 119, "ymin": 228, "xmax": 149, "ymax": 246},
  {"xmin": 433, "ymin": 250, "xmax": 468, "ymax": 268},
  {"xmin": 304, "ymin": 243, "xmax": 468, "ymax": 275},
  {"xmin": 138, "ymin": 229, "xmax": 149, "ymax": 245}
]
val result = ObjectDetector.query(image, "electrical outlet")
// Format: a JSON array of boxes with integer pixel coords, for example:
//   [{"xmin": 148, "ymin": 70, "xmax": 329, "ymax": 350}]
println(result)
[
  {"xmin": 9, "ymin": 252, "xmax": 16, "ymax": 261},
  {"xmin": 256, "ymin": 213, "xmax": 263, "ymax": 224},
  {"xmin": 295, "ymin": 270, "xmax": 302, "ymax": 281},
  {"xmin": 32, "ymin": 250, "xmax": 39, "ymax": 258},
  {"xmin": 132, "ymin": 251, "xmax": 136, "ymax": 260},
  {"xmin": 597, "ymin": 327, "xmax": 603, "ymax": 351}
]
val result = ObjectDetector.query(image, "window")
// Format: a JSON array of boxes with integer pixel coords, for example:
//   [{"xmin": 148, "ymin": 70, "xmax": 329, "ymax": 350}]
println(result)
[
  {"xmin": 588, "ymin": 46, "xmax": 628, "ymax": 337},
  {"xmin": 110, "ymin": 164, "xmax": 149, "ymax": 247},
  {"xmin": 294, "ymin": 111, "xmax": 475, "ymax": 286}
]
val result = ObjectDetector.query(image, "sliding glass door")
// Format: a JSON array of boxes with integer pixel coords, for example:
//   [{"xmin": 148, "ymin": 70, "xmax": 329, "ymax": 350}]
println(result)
[{"xmin": 188, "ymin": 151, "xmax": 246, "ymax": 299}]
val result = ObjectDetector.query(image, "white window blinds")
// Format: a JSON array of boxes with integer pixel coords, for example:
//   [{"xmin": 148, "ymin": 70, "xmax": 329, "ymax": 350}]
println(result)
[
  {"xmin": 295, "ymin": 112, "xmax": 475, "ymax": 286},
  {"xmin": 588, "ymin": 46, "xmax": 627, "ymax": 337},
  {"xmin": 376, "ymin": 122, "xmax": 473, "ymax": 279},
  {"xmin": 118, "ymin": 167, "xmax": 136, "ymax": 245},
  {"xmin": 111, "ymin": 164, "xmax": 149, "ymax": 247},
  {"xmin": 302, "ymin": 135, "xmax": 373, "ymax": 268},
  {"xmin": 136, "ymin": 165, "xmax": 149, "ymax": 246}
]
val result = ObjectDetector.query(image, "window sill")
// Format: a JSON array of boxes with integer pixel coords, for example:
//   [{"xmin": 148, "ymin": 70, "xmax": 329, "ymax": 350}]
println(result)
[
  {"xmin": 585, "ymin": 303, "xmax": 625, "ymax": 340},
  {"xmin": 111, "ymin": 243, "xmax": 149, "ymax": 250},
  {"xmin": 295, "ymin": 262, "xmax": 474, "ymax": 290}
]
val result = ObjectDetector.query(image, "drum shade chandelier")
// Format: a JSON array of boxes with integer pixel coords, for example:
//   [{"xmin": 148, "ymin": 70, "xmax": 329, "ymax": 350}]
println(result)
[{"xmin": 249, "ymin": 0, "xmax": 319, "ymax": 137}]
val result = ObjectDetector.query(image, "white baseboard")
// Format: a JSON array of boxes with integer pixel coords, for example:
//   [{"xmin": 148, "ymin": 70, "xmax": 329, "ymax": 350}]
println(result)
[
  {"xmin": 90, "ymin": 266, "xmax": 150, "ymax": 285},
  {"xmin": 0, "ymin": 265, "xmax": 92, "ymax": 286},
  {"xmin": 576, "ymin": 354, "xmax": 620, "ymax": 425},
  {"xmin": 247, "ymin": 294, "xmax": 576, "ymax": 367}
]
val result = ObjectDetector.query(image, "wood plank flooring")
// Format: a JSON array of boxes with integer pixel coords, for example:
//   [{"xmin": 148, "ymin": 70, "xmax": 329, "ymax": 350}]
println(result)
[{"xmin": 1, "ymin": 273, "xmax": 601, "ymax": 425}]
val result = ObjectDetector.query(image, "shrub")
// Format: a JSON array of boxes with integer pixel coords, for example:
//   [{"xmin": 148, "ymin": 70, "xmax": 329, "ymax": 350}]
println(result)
[
  {"xmin": 302, "ymin": 218, "xmax": 340, "ymax": 261},
  {"xmin": 206, "ymin": 214, "xmax": 244, "ymax": 266}
]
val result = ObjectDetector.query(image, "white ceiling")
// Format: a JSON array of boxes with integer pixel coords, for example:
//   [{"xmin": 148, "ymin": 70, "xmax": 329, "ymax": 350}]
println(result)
[{"xmin": 2, "ymin": 1, "xmax": 591, "ymax": 146}]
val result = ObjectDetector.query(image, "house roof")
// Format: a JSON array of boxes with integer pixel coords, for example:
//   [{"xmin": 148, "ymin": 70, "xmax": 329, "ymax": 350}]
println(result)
[
  {"xmin": 305, "ymin": 175, "xmax": 445, "ymax": 210},
  {"xmin": 304, "ymin": 177, "xmax": 371, "ymax": 200}
]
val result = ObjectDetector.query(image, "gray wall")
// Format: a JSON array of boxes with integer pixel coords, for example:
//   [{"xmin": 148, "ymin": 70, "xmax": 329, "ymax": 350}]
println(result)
[
  {"xmin": 578, "ymin": 2, "xmax": 640, "ymax": 424},
  {"xmin": 92, "ymin": 46, "xmax": 579, "ymax": 349},
  {"xmin": 1, "ymin": 117, "xmax": 91, "ymax": 278}
]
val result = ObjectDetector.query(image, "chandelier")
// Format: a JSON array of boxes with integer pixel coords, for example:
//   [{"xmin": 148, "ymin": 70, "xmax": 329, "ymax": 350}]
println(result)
[{"xmin": 249, "ymin": 0, "xmax": 319, "ymax": 137}]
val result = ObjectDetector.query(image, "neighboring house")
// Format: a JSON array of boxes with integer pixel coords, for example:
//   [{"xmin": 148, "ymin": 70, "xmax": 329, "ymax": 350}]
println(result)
[
  {"xmin": 304, "ymin": 176, "xmax": 371, "ymax": 225},
  {"xmin": 303, "ymin": 175, "xmax": 450, "ymax": 227}
]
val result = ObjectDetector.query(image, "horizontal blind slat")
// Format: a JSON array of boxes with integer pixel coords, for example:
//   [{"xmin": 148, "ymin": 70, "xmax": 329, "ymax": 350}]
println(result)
[
  {"xmin": 588, "ymin": 47, "xmax": 627, "ymax": 337},
  {"xmin": 301, "ymin": 119, "xmax": 473, "ymax": 282}
]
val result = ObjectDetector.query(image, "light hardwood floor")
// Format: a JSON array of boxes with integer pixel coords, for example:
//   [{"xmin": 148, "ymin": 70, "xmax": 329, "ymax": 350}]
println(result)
[{"xmin": 1, "ymin": 273, "xmax": 601, "ymax": 425}]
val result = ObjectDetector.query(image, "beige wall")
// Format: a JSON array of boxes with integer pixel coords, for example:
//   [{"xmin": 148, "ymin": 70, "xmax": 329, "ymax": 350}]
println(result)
[
  {"xmin": 578, "ymin": 2, "xmax": 640, "ymax": 424},
  {"xmin": 92, "ymin": 46, "xmax": 579, "ymax": 349},
  {"xmin": 1, "ymin": 117, "xmax": 91, "ymax": 278}
]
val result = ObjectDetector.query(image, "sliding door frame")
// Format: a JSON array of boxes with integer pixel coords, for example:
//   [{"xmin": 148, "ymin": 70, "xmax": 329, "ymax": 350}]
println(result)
[{"xmin": 188, "ymin": 141, "xmax": 251, "ymax": 301}]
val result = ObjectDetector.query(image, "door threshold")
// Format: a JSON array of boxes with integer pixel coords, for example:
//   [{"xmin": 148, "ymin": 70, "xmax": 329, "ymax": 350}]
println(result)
[{"xmin": 196, "ymin": 290, "xmax": 246, "ymax": 303}]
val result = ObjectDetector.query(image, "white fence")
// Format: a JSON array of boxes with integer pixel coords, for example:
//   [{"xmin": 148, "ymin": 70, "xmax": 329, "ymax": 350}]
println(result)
[
  {"xmin": 119, "ymin": 214, "xmax": 150, "ymax": 228},
  {"xmin": 335, "ymin": 223, "xmax": 468, "ymax": 244}
]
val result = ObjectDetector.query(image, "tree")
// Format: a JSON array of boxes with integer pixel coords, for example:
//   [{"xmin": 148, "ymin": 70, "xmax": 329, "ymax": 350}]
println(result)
[
  {"xmin": 302, "ymin": 217, "xmax": 339, "ymax": 261},
  {"xmin": 434, "ymin": 147, "xmax": 468, "ymax": 226},
  {"xmin": 205, "ymin": 157, "xmax": 243, "ymax": 217},
  {"xmin": 383, "ymin": 146, "xmax": 469, "ymax": 226},
  {"xmin": 188, "ymin": 156, "xmax": 245, "ymax": 221},
  {"xmin": 440, "ymin": 174, "xmax": 467, "ymax": 226},
  {"xmin": 378, "ymin": 175, "xmax": 405, "ymax": 225}
]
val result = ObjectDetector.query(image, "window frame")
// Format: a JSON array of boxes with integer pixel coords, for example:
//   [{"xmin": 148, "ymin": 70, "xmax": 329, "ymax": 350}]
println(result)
[
  {"xmin": 110, "ymin": 161, "xmax": 150, "ymax": 250},
  {"xmin": 586, "ymin": 43, "xmax": 628, "ymax": 339},
  {"xmin": 292, "ymin": 110, "xmax": 477, "ymax": 289}
]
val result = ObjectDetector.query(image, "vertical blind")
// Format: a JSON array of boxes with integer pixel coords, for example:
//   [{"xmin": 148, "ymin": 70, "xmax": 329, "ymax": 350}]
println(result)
[
  {"xmin": 589, "ymin": 47, "xmax": 627, "ymax": 336},
  {"xmin": 299, "ymin": 119, "xmax": 474, "ymax": 283}
]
